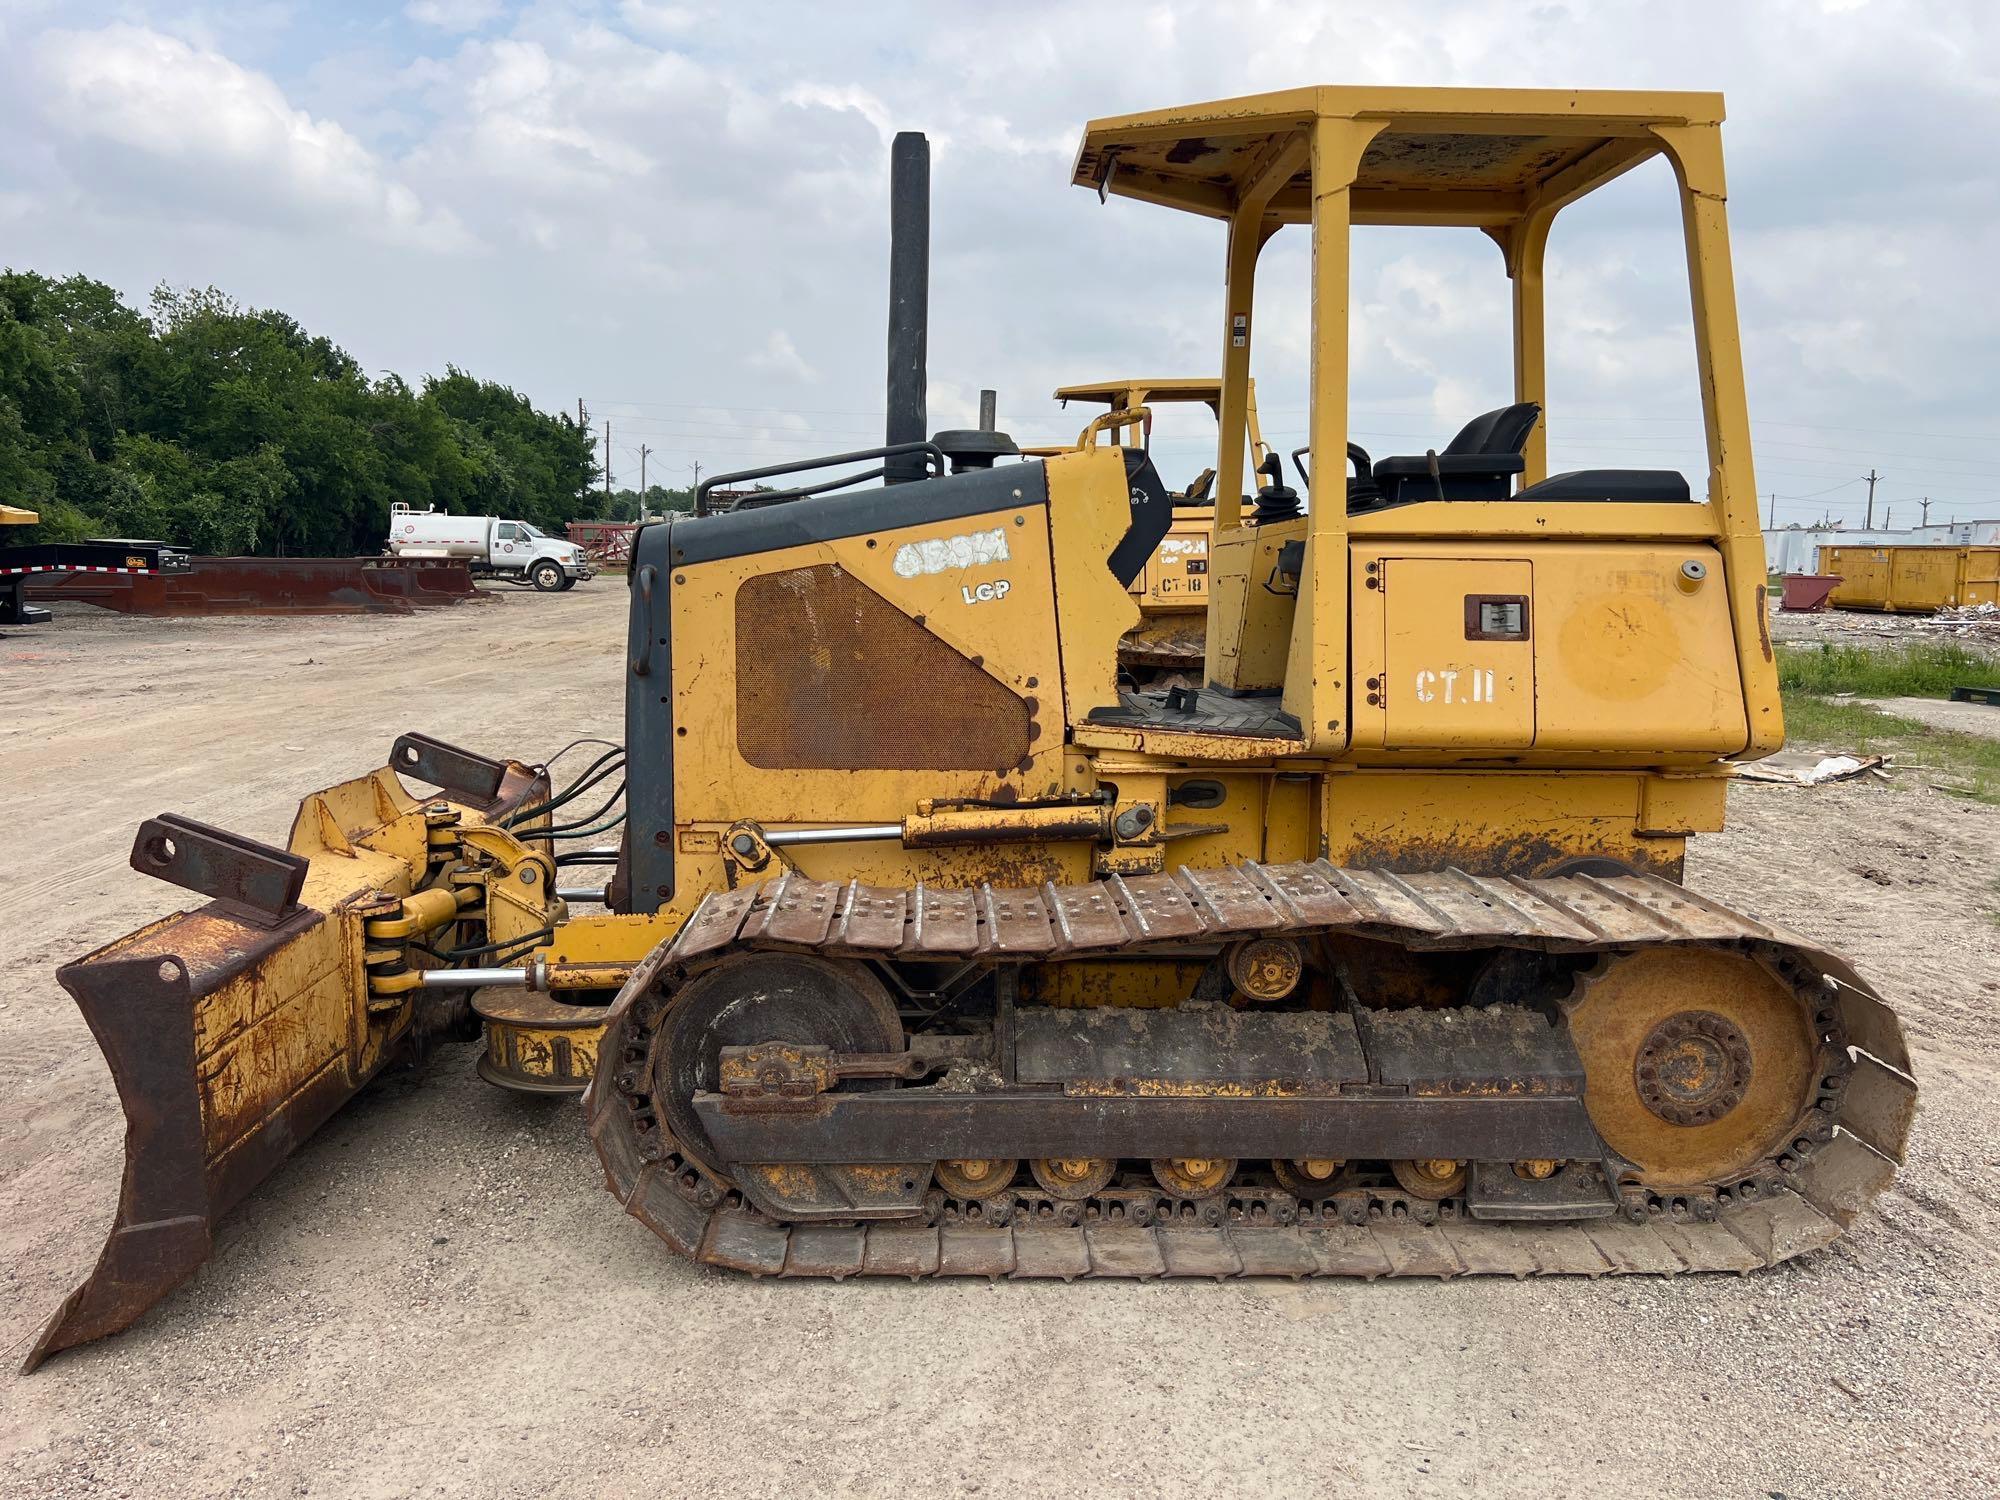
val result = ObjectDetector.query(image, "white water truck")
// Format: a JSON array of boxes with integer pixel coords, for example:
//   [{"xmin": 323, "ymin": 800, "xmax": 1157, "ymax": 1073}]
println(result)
[{"xmin": 387, "ymin": 504, "xmax": 594, "ymax": 591}]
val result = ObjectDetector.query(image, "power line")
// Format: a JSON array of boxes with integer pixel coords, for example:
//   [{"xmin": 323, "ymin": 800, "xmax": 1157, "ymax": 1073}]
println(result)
[
  {"xmin": 585, "ymin": 396, "xmax": 2000, "ymax": 512},
  {"xmin": 589, "ymin": 395, "xmax": 2000, "ymax": 466},
  {"xmin": 587, "ymin": 394, "xmax": 2000, "ymax": 446},
  {"xmin": 1759, "ymin": 477, "xmax": 1868, "ymax": 500}
]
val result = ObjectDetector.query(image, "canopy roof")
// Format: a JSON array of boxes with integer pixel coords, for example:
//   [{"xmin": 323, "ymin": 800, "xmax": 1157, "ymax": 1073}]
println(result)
[
  {"xmin": 1071, "ymin": 86, "xmax": 1722, "ymax": 228},
  {"xmin": 1053, "ymin": 378, "xmax": 1224, "ymax": 407}
]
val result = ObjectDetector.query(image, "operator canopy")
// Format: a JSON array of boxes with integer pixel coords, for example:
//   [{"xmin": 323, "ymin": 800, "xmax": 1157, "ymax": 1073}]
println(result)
[
  {"xmin": 1071, "ymin": 87, "xmax": 1723, "ymax": 515},
  {"xmin": 1055, "ymin": 378, "xmax": 1224, "ymax": 408},
  {"xmin": 1070, "ymin": 85, "xmax": 1722, "ymax": 228}
]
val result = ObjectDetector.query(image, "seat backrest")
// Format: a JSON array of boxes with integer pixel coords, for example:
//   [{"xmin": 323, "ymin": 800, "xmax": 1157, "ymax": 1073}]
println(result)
[{"xmin": 1443, "ymin": 401, "xmax": 1541, "ymax": 457}]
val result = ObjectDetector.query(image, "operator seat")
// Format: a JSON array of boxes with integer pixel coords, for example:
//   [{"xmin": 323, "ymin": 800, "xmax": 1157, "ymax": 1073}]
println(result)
[{"xmin": 1369, "ymin": 401, "xmax": 1541, "ymax": 506}]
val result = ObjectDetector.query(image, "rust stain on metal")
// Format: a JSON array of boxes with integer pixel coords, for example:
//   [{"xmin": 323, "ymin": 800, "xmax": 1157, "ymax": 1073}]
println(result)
[
  {"xmin": 1024, "ymin": 959, "xmax": 1208, "ymax": 1010},
  {"xmin": 901, "ymin": 804, "xmax": 1110, "ymax": 849},
  {"xmin": 844, "ymin": 1163, "xmax": 913, "ymax": 1193},
  {"xmin": 1335, "ymin": 831, "xmax": 1683, "ymax": 882},
  {"xmin": 736, "ymin": 565, "xmax": 1031, "ymax": 770},
  {"xmin": 1064, "ymin": 1078, "xmax": 1306, "ymax": 1098},
  {"xmin": 748, "ymin": 1163, "xmax": 821, "ymax": 1199},
  {"xmin": 27, "ymin": 556, "xmax": 480, "ymax": 617}
]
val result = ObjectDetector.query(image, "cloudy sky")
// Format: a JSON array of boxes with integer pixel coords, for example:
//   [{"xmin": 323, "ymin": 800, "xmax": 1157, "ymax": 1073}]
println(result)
[{"xmin": 3, "ymin": 0, "xmax": 1996, "ymax": 524}]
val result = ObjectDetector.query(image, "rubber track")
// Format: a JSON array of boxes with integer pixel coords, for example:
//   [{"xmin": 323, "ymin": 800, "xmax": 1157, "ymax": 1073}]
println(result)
[{"xmin": 586, "ymin": 862, "xmax": 1918, "ymax": 1280}]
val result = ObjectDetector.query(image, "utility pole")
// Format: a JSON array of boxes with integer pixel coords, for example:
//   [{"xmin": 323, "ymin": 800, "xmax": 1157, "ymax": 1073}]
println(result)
[
  {"xmin": 639, "ymin": 444, "xmax": 651, "ymax": 505},
  {"xmin": 1767, "ymin": 492, "xmax": 1776, "ymax": 528},
  {"xmin": 1884, "ymin": 505, "xmax": 1892, "ymax": 528},
  {"xmin": 1863, "ymin": 468, "xmax": 1880, "ymax": 529},
  {"xmin": 602, "ymin": 420, "xmax": 612, "ymax": 505},
  {"xmin": 1920, "ymin": 496, "xmax": 1931, "ymax": 526}
]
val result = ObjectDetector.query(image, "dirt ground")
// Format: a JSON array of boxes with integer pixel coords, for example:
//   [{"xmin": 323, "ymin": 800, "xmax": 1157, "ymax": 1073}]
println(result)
[{"xmin": 2, "ymin": 587, "xmax": 1996, "ymax": 1500}]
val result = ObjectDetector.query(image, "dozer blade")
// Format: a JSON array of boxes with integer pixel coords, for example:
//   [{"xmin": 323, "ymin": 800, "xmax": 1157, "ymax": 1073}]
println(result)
[{"xmin": 25, "ymin": 735, "xmax": 547, "ymax": 1371}]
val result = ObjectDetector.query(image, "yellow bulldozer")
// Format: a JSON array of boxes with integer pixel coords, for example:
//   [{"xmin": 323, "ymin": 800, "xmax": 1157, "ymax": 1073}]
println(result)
[
  {"xmin": 30, "ymin": 86, "xmax": 1915, "ymax": 1369},
  {"xmin": 1035, "ymin": 377, "xmax": 1277, "ymax": 686}
]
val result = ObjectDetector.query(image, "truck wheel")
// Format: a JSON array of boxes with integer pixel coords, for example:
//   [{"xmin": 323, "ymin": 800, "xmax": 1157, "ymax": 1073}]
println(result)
[
  {"xmin": 530, "ymin": 560, "xmax": 563, "ymax": 592},
  {"xmin": 557, "ymin": 575, "xmax": 578, "ymax": 591}
]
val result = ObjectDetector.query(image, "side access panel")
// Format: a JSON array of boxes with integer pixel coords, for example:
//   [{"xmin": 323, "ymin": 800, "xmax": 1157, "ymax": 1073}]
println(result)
[
  {"xmin": 1352, "ymin": 542, "xmax": 1748, "ymax": 757},
  {"xmin": 1379, "ymin": 557, "xmax": 1534, "ymax": 748}
]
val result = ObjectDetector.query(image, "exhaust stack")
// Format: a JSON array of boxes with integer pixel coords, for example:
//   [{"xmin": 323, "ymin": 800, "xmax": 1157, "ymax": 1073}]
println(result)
[{"xmin": 884, "ymin": 131, "xmax": 929, "ymax": 483}]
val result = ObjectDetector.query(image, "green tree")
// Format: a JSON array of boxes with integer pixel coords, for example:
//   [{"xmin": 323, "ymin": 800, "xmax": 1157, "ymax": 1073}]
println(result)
[
  {"xmin": 421, "ymin": 367, "xmax": 597, "ymax": 533},
  {"xmin": 0, "ymin": 270, "xmax": 595, "ymax": 555}
]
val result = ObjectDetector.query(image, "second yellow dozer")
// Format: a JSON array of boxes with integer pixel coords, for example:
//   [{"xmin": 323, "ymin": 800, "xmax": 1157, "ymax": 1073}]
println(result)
[
  {"xmin": 31, "ymin": 87, "xmax": 1916, "ymax": 1368},
  {"xmin": 1034, "ymin": 377, "xmax": 1278, "ymax": 686}
]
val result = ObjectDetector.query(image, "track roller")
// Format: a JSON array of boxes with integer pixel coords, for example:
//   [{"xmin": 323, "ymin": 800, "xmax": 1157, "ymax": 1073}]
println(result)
[
  {"xmin": 1031, "ymin": 1158, "xmax": 1117, "ymax": 1199},
  {"xmin": 1272, "ymin": 1158, "xmax": 1346, "ymax": 1198},
  {"xmin": 1392, "ymin": 1159, "xmax": 1467, "ymax": 1201},
  {"xmin": 936, "ymin": 1159, "xmax": 1018, "ymax": 1200},
  {"xmin": 1152, "ymin": 1157, "xmax": 1235, "ymax": 1199}
]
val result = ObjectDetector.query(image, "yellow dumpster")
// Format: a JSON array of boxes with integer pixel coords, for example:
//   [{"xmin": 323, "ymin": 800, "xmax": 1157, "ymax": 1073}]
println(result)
[{"xmin": 1818, "ymin": 544, "xmax": 2000, "ymax": 612}]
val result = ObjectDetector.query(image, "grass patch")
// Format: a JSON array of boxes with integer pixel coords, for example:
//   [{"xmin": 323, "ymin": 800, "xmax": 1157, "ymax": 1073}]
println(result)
[
  {"xmin": 1776, "ymin": 639, "xmax": 2000, "ymax": 698},
  {"xmin": 1781, "ymin": 689, "xmax": 2000, "ymax": 804}
]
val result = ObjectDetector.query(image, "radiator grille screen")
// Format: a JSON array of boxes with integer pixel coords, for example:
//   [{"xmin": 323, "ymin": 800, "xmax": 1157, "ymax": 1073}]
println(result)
[{"xmin": 735, "ymin": 564, "xmax": 1031, "ymax": 770}]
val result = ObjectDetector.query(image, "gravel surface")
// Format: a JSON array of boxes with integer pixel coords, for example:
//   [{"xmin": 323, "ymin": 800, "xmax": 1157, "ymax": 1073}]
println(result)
[
  {"xmin": 1857, "ymin": 695, "xmax": 2000, "ymax": 740},
  {"xmin": 1770, "ymin": 602, "xmax": 2000, "ymax": 656},
  {"xmin": 2, "ymin": 588, "xmax": 1995, "ymax": 1499}
]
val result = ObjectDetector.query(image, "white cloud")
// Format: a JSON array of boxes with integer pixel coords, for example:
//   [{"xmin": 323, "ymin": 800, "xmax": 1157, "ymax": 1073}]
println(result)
[
  {"xmin": 406, "ymin": 0, "xmax": 504, "ymax": 31},
  {"xmin": 4, "ymin": 0, "xmax": 1997, "ymax": 523},
  {"xmin": 783, "ymin": 83, "xmax": 895, "ymax": 145},
  {"xmin": 618, "ymin": 1, "xmax": 703, "ymax": 36},
  {"xmin": 747, "ymin": 331, "xmax": 818, "ymax": 383},
  {"xmin": 31, "ymin": 24, "xmax": 469, "ymax": 251}
]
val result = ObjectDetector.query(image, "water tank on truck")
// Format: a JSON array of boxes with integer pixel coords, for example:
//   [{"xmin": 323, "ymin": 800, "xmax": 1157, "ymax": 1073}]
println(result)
[{"xmin": 387, "ymin": 504, "xmax": 593, "ymax": 592}]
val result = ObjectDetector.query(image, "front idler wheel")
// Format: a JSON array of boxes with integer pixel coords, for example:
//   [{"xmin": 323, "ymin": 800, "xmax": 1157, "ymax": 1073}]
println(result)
[{"xmin": 647, "ymin": 952, "xmax": 903, "ymax": 1173}]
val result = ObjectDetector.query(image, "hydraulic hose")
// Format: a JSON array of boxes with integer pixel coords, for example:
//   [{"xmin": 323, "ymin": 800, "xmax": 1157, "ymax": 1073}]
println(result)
[
  {"xmin": 419, "ymin": 926, "xmax": 557, "ymax": 962},
  {"xmin": 502, "ymin": 748, "xmax": 624, "ymax": 829},
  {"xmin": 543, "ymin": 780, "xmax": 627, "ymax": 836},
  {"xmin": 544, "ymin": 812, "xmax": 628, "ymax": 841}
]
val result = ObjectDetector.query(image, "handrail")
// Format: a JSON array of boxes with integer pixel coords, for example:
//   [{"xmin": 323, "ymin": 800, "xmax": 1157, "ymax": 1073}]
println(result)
[
  {"xmin": 1075, "ymin": 405, "xmax": 1152, "ymax": 450},
  {"xmin": 694, "ymin": 442, "xmax": 946, "ymax": 516},
  {"xmin": 630, "ymin": 565, "xmax": 656, "ymax": 677}
]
